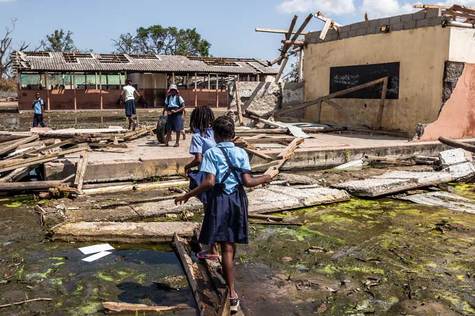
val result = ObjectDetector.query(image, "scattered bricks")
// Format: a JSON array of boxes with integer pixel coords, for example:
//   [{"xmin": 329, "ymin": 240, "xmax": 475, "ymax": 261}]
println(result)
[{"xmin": 403, "ymin": 20, "xmax": 417, "ymax": 30}]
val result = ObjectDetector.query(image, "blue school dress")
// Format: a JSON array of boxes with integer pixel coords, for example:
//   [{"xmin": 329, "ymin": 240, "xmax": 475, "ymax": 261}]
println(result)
[
  {"xmin": 165, "ymin": 95, "xmax": 185, "ymax": 132},
  {"xmin": 198, "ymin": 142, "xmax": 251, "ymax": 245},
  {"xmin": 188, "ymin": 128, "xmax": 216, "ymax": 204}
]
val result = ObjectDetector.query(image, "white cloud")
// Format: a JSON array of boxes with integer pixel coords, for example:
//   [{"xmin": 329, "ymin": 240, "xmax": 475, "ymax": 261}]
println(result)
[
  {"xmin": 361, "ymin": 0, "xmax": 416, "ymax": 18},
  {"xmin": 277, "ymin": 0, "xmax": 356, "ymax": 15}
]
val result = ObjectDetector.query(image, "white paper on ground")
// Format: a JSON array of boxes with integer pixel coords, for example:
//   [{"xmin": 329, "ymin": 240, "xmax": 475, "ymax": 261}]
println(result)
[
  {"xmin": 78, "ymin": 243, "xmax": 114, "ymax": 255},
  {"xmin": 82, "ymin": 251, "xmax": 112, "ymax": 263}
]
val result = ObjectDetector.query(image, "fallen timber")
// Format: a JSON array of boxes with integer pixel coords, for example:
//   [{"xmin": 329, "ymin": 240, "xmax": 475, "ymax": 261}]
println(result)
[
  {"xmin": 174, "ymin": 235, "xmax": 217, "ymax": 316},
  {"xmin": 51, "ymin": 221, "xmax": 200, "ymax": 243},
  {"xmin": 102, "ymin": 302, "xmax": 192, "ymax": 314},
  {"xmin": 439, "ymin": 136, "xmax": 475, "ymax": 153},
  {"xmin": 333, "ymin": 171, "xmax": 454, "ymax": 198},
  {"xmin": 42, "ymin": 185, "xmax": 350, "ymax": 227}
]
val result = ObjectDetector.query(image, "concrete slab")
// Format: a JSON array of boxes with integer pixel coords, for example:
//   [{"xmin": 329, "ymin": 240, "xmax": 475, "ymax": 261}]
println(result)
[
  {"xmin": 44, "ymin": 133, "xmax": 475, "ymax": 184},
  {"xmin": 52, "ymin": 221, "xmax": 200, "ymax": 243},
  {"xmin": 399, "ymin": 191, "xmax": 475, "ymax": 214},
  {"xmin": 334, "ymin": 171, "xmax": 453, "ymax": 197}
]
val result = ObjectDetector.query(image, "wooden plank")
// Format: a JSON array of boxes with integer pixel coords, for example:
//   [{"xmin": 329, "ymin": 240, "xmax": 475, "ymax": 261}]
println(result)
[
  {"xmin": 52, "ymin": 222, "xmax": 200, "ymax": 243},
  {"xmin": 82, "ymin": 180, "xmax": 189, "ymax": 196},
  {"xmin": 0, "ymin": 181, "xmax": 63, "ymax": 192},
  {"xmin": 0, "ymin": 167, "xmax": 30, "ymax": 183},
  {"xmin": 377, "ymin": 77, "xmax": 388, "ymax": 130},
  {"xmin": 278, "ymin": 138, "xmax": 304, "ymax": 160},
  {"xmin": 74, "ymin": 151, "xmax": 89, "ymax": 192},
  {"xmin": 235, "ymin": 79, "xmax": 244, "ymax": 126},
  {"xmin": 319, "ymin": 19, "xmax": 333, "ymax": 40},
  {"xmin": 255, "ymin": 28, "xmax": 308, "ymax": 35},
  {"xmin": 439, "ymin": 137, "xmax": 475, "ymax": 153},
  {"xmin": 278, "ymin": 77, "xmax": 389, "ymax": 116},
  {"xmin": 173, "ymin": 234, "xmax": 217, "ymax": 316},
  {"xmin": 0, "ymin": 145, "xmax": 88, "ymax": 174},
  {"xmin": 102, "ymin": 302, "xmax": 192, "ymax": 313},
  {"xmin": 0, "ymin": 135, "xmax": 39, "ymax": 157}
]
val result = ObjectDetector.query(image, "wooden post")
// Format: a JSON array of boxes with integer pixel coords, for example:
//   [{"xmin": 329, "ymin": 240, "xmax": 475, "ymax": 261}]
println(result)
[
  {"xmin": 172, "ymin": 72, "xmax": 175, "ymax": 84},
  {"xmin": 153, "ymin": 74, "xmax": 157, "ymax": 107},
  {"xmin": 299, "ymin": 49, "xmax": 304, "ymax": 82},
  {"xmin": 377, "ymin": 77, "xmax": 389, "ymax": 130},
  {"xmin": 216, "ymin": 74, "xmax": 219, "ymax": 108},
  {"xmin": 207, "ymin": 74, "xmax": 211, "ymax": 90},
  {"xmin": 99, "ymin": 72, "xmax": 103, "ymax": 111},
  {"xmin": 45, "ymin": 73, "xmax": 50, "ymax": 111},
  {"xmin": 247, "ymin": 74, "xmax": 250, "ymax": 82},
  {"xmin": 194, "ymin": 72, "xmax": 198, "ymax": 107},
  {"xmin": 235, "ymin": 76, "xmax": 243, "ymax": 126},
  {"xmin": 73, "ymin": 74, "xmax": 77, "ymax": 112}
]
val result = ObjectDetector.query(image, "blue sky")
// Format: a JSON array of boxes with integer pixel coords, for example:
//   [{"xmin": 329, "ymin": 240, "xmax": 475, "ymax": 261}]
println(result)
[{"xmin": 0, "ymin": 0, "xmax": 470, "ymax": 59}]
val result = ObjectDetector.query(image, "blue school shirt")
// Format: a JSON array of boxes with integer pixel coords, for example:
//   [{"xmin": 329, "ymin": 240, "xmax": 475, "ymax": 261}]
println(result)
[
  {"xmin": 165, "ymin": 95, "xmax": 185, "ymax": 109},
  {"xmin": 33, "ymin": 98, "xmax": 44, "ymax": 114},
  {"xmin": 200, "ymin": 142, "xmax": 251, "ymax": 194},
  {"xmin": 189, "ymin": 128, "xmax": 216, "ymax": 155}
]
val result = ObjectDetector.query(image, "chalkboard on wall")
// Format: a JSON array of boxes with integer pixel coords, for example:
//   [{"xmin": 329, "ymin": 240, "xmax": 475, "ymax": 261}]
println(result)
[{"xmin": 330, "ymin": 62, "xmax": 400, "ymax": 99}]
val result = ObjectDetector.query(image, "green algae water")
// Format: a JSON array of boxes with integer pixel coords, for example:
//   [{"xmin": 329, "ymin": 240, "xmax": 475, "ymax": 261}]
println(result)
[
  {"xmin": 0, "ymin": 198, "xmax": 195, "ymax": 316},
  {"xmin": 238, "ymin": 188, "xmax": 475, "ymax": 315},
  {"xmin": 2, "ymin": 185, "xmax": 475, "ymax": 315}
]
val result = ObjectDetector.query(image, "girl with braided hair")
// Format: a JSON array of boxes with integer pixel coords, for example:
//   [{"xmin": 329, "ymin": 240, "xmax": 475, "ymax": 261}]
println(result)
[{"xmin": 176, "ymin": 115, "xmax": 278, "ymax": 313}]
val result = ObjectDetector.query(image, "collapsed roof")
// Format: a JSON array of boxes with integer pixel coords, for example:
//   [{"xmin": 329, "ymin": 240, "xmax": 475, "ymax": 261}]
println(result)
[{"xmin": 11, "ymin": 51, "xmax": 278, "ymax": 75}]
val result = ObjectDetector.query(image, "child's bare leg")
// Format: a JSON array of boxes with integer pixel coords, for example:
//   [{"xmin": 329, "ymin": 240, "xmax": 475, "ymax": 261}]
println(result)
[
  {"xmin": 221, "ymin": 242, "xmax": 237, "ymax": 298},
  {"xmin": 165, "ymin": 130, "xmax": 172, "ymax": 146},
  {"xmin": 174, "ymin": 132, "xmax": 180, "ymax": 146}
]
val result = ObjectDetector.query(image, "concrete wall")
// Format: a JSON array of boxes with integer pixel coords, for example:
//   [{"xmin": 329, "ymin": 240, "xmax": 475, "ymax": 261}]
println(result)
[
  {"xmin": 303, "ymin": 25, "xmax": 450, "ymax": 135},
  {"xmin": 448, "ymin": 28, "xmax": 475, "ymax": 63},
  {"xmin": 282, "ymin": 81, "xmax": 304, "ymax": 107}
]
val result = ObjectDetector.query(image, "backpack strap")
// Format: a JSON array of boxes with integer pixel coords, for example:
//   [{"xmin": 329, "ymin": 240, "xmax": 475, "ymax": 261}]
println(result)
[{"xmin": 217, "ymin": 146, "xmax": 242, "ymax": 185}]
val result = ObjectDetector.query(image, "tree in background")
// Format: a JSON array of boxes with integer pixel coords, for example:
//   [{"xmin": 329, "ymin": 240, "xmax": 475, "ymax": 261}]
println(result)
[
  {"xmin": 114, "ymin": 25, "xmax": 210, "ymax": 56},
  {"xmin": 0, "ymin": 19, "xmax": 29, "ymax": 79},
  {"xmin": 40, "ymin": 29, "xmax": 76, "ymax": 52}
]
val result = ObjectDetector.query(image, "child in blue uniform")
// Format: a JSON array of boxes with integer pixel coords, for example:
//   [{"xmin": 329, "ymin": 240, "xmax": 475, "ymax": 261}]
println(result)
[
  {"xmin": 164, "ymin": 84, "xmax": 185, "ymax": 147},
  {"xmin": 185, "ymin": 106, "xmax": 218, "ymax": 260},
  {"xmin": 175, "ymin": 116, "xmax": 278, "ymax": 313}
]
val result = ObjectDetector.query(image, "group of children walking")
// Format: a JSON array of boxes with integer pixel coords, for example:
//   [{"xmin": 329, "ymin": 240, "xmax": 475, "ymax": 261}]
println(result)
[{"xmin": 176, "ymin": 105, "xmax": 278, "ymax": 313}]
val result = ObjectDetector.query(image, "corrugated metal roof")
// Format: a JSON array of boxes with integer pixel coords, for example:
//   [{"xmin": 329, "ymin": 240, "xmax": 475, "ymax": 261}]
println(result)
[{"xmin": 12, "ymin": 51, "xmax": 278, "ymax": 75}]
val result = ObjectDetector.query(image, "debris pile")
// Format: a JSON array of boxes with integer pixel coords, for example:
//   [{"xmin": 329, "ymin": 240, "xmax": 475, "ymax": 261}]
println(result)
[{"xmin": 0, "ymin": 126, "xmax": 153, "ymax": 196}]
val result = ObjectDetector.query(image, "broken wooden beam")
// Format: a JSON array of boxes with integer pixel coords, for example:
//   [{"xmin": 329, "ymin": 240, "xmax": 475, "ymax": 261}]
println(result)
[
  {"xmin": 81, "ymin": 179, "xmax": 189, "ymax": 196},
  {"xmin": 0, "ymin": 180, "xmax": 64, "ymax": 193},
  {"xmin": 278, "ymin": 138, "xmax": 304, "ymax": 160},
  {"xmin": 255, "ymin": 28, "xmax": 308, "ymax": 35},
  {"xmin": 51, "ymin": 222, "xmax": 201, "ymax": 243},
  {"xmin": 174, "ymin": 235, "xmax": 221, "ymax": 316},
  {"xmin": 0, "ymin": 145, "xmax": 89, "ymax": 174},
  {"xmin": 439, "ymin": 137, "xmax": 475, "ymax": 153},
  {"xmin": 102, "ymin": 302, "xmax": 192, "ymax": 313},
  {"xmin": 0, "ymin": 134, "xmax": 39, "ymax": 157},
  {"xmin": 74, "ymin": 151, "xmax": 89, "ymax": 193}
]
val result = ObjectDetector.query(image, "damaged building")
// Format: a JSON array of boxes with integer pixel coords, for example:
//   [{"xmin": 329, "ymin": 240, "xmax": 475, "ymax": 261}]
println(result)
[
  {"xmin": 11, "ymin": 52, "xmax": 277, "ymax": 111},
  {"xmin": 297, "ymin": 6, "xmax": 475, "ymax": 140}
]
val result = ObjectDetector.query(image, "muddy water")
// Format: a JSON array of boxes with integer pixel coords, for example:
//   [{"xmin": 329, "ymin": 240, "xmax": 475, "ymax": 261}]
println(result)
[
  {"xmin": 0, "ymin": 196, "xmax": 195, "ymax": 316},
  {"xmin": 236, "ymin": 186, "xmax": 475, "ymax": 316},
  {"xmin": 1, "ymin": 187, "xmax": 475, "ymax": 315}
]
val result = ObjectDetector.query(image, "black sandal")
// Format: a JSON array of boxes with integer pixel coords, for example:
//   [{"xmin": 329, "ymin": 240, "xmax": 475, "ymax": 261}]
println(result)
[{"xmin": 229, "ymin": 296, "xmax": 240, "ymax": 314}]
